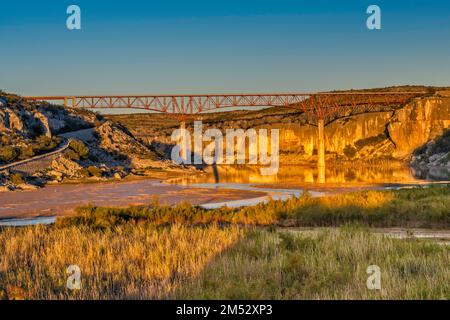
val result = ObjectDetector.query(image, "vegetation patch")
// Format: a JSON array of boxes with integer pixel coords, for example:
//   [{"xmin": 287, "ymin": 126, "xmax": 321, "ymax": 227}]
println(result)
[
  {"xmin": 175, "ymin": 227, "xmax": 449, "ymax": 299},
  {"xmin": 354, "ymin": 133, "xmax": 387, "ymax": 151},
  {"xmin": 57, "ymin": 185, "xmax": 450, "ymax": 229},
  {"xmin": 1, "ymin": 224, "xmax": 447, "ymax": 299}
]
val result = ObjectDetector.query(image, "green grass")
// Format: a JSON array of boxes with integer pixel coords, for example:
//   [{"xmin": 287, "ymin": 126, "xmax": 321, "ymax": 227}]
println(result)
[
  {"xmin": 174, "ymin": 227, "xmax": 449, "ymax": 299},
  {"xmin": 58, "ymin": 185, "xmax": 450, "ymax": 229}
]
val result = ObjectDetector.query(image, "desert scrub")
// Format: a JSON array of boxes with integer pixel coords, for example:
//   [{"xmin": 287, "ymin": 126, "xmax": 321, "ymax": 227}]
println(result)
[
  {"xmin": 9, "ymin": 172, "xmax": 25, "ymax": 185},
  {"xmin": 60, "ymin": 185, "xmax": 450, "ymax": 229},
  {"xmin": 292, "ymin": 186, "xmax": 450, "ymax": 228},
  {"xmin": 175, "ymin": 227, "xmax": 450, "ymax": 300},
  {"xmin": 0, "ymin": 224, "xmax": 243, "ymax": 300},
  {"xmin": 56, "ymin": 201, "xmax": 282, "ymax": 229}
]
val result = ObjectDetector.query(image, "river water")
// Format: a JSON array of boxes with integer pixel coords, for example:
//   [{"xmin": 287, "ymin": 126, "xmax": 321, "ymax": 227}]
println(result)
[
  {"xmin": 1, "ymin": 164, "xmax": 449, "ymax": 227},
  {"xmin": 167, "ymin": 164, "xmax": 450, "ymax": 186}
]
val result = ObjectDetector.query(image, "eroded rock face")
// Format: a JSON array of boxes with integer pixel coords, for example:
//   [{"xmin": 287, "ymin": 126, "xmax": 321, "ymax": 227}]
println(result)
[
  {"xmin": 5, "ymin": 108, "xmax": 24, "ymax": 131},
  {"xmin": 277, "ymin": 97, "xmax": 450, "ymax": 162},
  {"xmin": 111, "ymin": 96, "xmax": 450, "ymax": 164},
  {"xmin": 274, "ymin": 112, "xmax": 394, "ymax": 162},
  {"xmin": 95, "ymin": 121, "xmax": 163, "ymax": 168},
  {"xmin": 0, "ymin": 109, "xmax": 8, "ymax": 131},
  {"xmin": 50, "ymin": 156, "xmax": 83, "ymax": 178},
  {"xmin": 33, "ymin": 111, "xmax": 52, "ymax": 137},
  {"xmin": 388, "ymin": 98, "xmax": 450, "ymax": 159}
]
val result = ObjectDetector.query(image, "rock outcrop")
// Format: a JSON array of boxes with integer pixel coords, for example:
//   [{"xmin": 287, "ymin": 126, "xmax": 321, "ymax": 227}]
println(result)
[
  {"xmin": 109, "ymin": 94, "xmax": 450, "ymax": 165},
  {"xmin": 95, "ymin": 121, "xmax": 164, "ymax": 168},
  {"xmin": 388, "ymin": 97, "xmax": 450, "ymax": 159},
  {"xmin": 50, "ymin": 156, "xmax": 83, "ymax": 178}
]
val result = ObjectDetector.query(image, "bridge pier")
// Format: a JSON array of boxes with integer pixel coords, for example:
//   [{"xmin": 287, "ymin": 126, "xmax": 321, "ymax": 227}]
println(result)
[
  {"xmin": 317, "ymin": 119, "xmax": 326, "ymax": 184},
  {"xmin": 64, "ymin": 97, "xmax": 68, "ymax": 108},
  {"xmin": 180, "ymin": 121, "xmax": 188, "ymax": 163}
]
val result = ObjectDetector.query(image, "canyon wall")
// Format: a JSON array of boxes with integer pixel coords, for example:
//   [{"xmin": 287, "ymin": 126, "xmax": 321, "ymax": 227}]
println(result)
[{"xmin": 109, "ymin": 95, "xmax": 450, "ymax": 165}]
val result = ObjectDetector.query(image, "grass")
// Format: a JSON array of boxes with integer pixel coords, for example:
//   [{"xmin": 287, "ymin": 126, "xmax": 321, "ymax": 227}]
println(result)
[
  {"xmin": 0, "ymin": 225, "xmax": 447, "ymax": 300},
  {"xmin": 0, "ymin": 224, "xmax": 243, "ymax": 300},
  {"xmin": 58, "ymin": 185, "xmax": 450, "ymax": 229},
  {"xmin": 174, "ymin": 227, "xmax": 449, "ymax": 300},
  {"xmin": 0, "ymin": 186, "xmax": 448, "ymax": 300}
]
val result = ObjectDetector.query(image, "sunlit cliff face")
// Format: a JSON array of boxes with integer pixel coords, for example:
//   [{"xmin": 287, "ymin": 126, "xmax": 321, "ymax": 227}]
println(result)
[{"xmin": 110, "ymin": 96, "xmax": 450, "ymax": 164}]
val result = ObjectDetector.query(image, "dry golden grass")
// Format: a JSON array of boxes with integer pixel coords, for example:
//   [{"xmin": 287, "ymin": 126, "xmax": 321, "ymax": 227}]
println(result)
[
  {"xmin": 0, "ymin": 186, "xmax": 448, "ymax": 300},
  {"xmin": 0, "ymin": 224, "xmax": 243, "ymax": 300}
]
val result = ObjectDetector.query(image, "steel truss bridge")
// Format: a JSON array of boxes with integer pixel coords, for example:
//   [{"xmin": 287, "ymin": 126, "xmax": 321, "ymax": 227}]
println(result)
[
  {"xmin": 26, "ymin": 91, "xmax": 426, "ymax": 183},
  {"xmin": 25, "ymin": 92, "xmax": 423, "ymax": 122}
]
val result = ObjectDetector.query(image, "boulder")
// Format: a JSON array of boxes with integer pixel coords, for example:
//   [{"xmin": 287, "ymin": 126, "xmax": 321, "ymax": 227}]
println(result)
[
  {"xmin": 33, "ymin": 111, "xmax": 52, "ymax": 137},
  {"xmin": 5, "ymin": 108, "xmax": 24, "ymax": 131},
  {"xmin": 51, "ymin": 156, "xmax": 83, "ymax": 177}
]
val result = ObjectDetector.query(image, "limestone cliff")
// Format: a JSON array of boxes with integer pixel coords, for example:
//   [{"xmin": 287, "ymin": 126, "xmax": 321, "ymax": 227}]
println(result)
[{"xmin": 108, "ymin": 94, "xmax": 450, "ymax": 165}]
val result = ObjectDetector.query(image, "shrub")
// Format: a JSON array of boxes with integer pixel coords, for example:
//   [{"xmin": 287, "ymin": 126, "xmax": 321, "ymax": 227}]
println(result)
[
  {"xmin": 343, "ymin": 145, "xmax": 357, "ymax": 158},
  {"xmin": 69, "ymin": 139, "xmax": 89, "ymax": 159},
  {"xmin": 354, "ymin": 134, "xmax": 386, "ymax": 151},
  {"xmin": 56, "ymin": 185, "xmax": 450, "ymax": 230},
  {"xmin": 0, "ymin": 146, "xmax": 18, "ymax": 163},
  {"xmin": 87, "ymin": 166, "xmax": 102, "ymax": 177},
  {"xmin": 18, "ymin": 146, "xmax": 35, "ymax": 160},
  {"xmin": 64, "ymin": 149, "xmax": 80, "ymax": 161},
  {"xmin": 9, "ymin": 172, "xmax": 25, "ymax": 185},
  {"xmin": 32, "ymin": 136, "xmax": 60, "ymax": 153}
]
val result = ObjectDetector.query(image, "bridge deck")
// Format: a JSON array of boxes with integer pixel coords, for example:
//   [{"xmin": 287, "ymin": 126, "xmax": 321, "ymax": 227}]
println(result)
[{"xmin": 25, "ymin": 92, "xmax": 425, "ymax": 120}]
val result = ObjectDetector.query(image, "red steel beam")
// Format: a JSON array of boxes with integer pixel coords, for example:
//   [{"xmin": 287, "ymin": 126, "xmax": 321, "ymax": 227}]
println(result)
[{"xmin": 25, "ymin": 92, "xmax": 425, "ymax": 121}]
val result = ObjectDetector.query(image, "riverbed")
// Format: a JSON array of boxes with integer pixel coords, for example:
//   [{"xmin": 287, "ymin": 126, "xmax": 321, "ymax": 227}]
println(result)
[{"xmin": 1, "ymin": 165, "xmax": 449, "ymax": 226}]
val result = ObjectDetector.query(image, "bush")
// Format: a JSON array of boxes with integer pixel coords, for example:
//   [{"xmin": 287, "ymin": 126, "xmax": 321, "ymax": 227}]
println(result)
[
  {"xmin": 87, "ymin": 166, "xmax": 102, "ymax": 177},
  {"xmin": 343, "ymin": 145, "xmax": 357, "ymax": 158},
  {"xmin": 32, "ymin": 136, "xmax": 60, "ymax": 153},
  {"xmin": 354, "ymin": 134, "xmax": 386, "ymax": 151},
  {"xmin": 0, "ymin": 146, "xmax": 18, "ymax": 163},
  {"xmin": 10, "ymin": 172, "xmax": 25, "ymax": 185},
  {"xmin": 69, "ymin": 139, "xmax": 89, "ymax": 159},
  {"xmin": 56, "ymin": 185, "xmax": 450, "ymax": 230},
  {"xmin": 64, "ymin": 149, "xmax": 80, "ymax": 161},
  {"xmin": 18, "ymin": 146, "xmax": 35, "ymax": 160}
]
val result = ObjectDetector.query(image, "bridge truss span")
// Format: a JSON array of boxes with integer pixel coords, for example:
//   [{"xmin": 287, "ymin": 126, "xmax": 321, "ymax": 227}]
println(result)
[
  {"xmin": 75, "ymin": 93, "xmax": 313, "ymax": 114},
  {"xmin": 24, "ymin": 91, "xmax": 426, "ymax": 184},
  {"xmin": 25, "ymin": 91, "xmax": 424, "ymax": 121}
]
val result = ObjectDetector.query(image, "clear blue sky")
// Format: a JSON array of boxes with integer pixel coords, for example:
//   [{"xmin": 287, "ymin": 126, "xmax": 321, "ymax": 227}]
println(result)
[{"xmin": 1, "ymin": 0, "xmax": 450, "ymax": 96}]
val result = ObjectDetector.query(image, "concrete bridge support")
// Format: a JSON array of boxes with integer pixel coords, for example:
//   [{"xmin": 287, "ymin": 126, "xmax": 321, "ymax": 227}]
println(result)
[
  {"xmin": 180, "ymin": 121, "xmax": 188, "ymax": 163},
  {"xmin": 317, "ymin": 119, "xmax": 326, "ymax": 183},
  {"xmin": 63, "ymin": 97, "xmax": 76, "ymax": 108}
]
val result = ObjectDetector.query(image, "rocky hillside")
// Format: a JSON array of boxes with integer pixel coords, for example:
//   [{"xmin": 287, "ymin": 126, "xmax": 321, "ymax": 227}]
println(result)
[
  {"xmin": 0, "ymin": 91, "xmax": 171, "ymax": 191},
  {"xmin": 108, "ymin": 88, "xmax": 450, "ymax": 166}
]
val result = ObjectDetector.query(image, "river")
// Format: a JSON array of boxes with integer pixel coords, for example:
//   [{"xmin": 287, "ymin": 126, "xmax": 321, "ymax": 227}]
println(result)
[{"xmin": 0, "ymin": 164, "xmax": 449, "ymax": 226}]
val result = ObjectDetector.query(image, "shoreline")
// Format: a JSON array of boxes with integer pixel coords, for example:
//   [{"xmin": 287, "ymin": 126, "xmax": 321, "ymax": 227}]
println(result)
[
  {"xmin": 1, "ymin": 164, "xmax": 449, "ymax": 222},
  {"xmin": 0, "ymin": 176, "xmax": 266, "ymax": 221}
]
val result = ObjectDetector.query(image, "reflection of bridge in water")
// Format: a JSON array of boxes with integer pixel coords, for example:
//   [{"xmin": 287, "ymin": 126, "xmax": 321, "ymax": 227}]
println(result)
[{"xmin": 26, "ymin": 92, "xmax": 425, "ymax": 183}]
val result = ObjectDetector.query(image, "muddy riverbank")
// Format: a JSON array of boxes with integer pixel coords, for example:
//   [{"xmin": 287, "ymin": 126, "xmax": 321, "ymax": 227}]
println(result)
[{"xmin": 0, "ymin": 179, "xmax": 266, "ymax": 220}]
